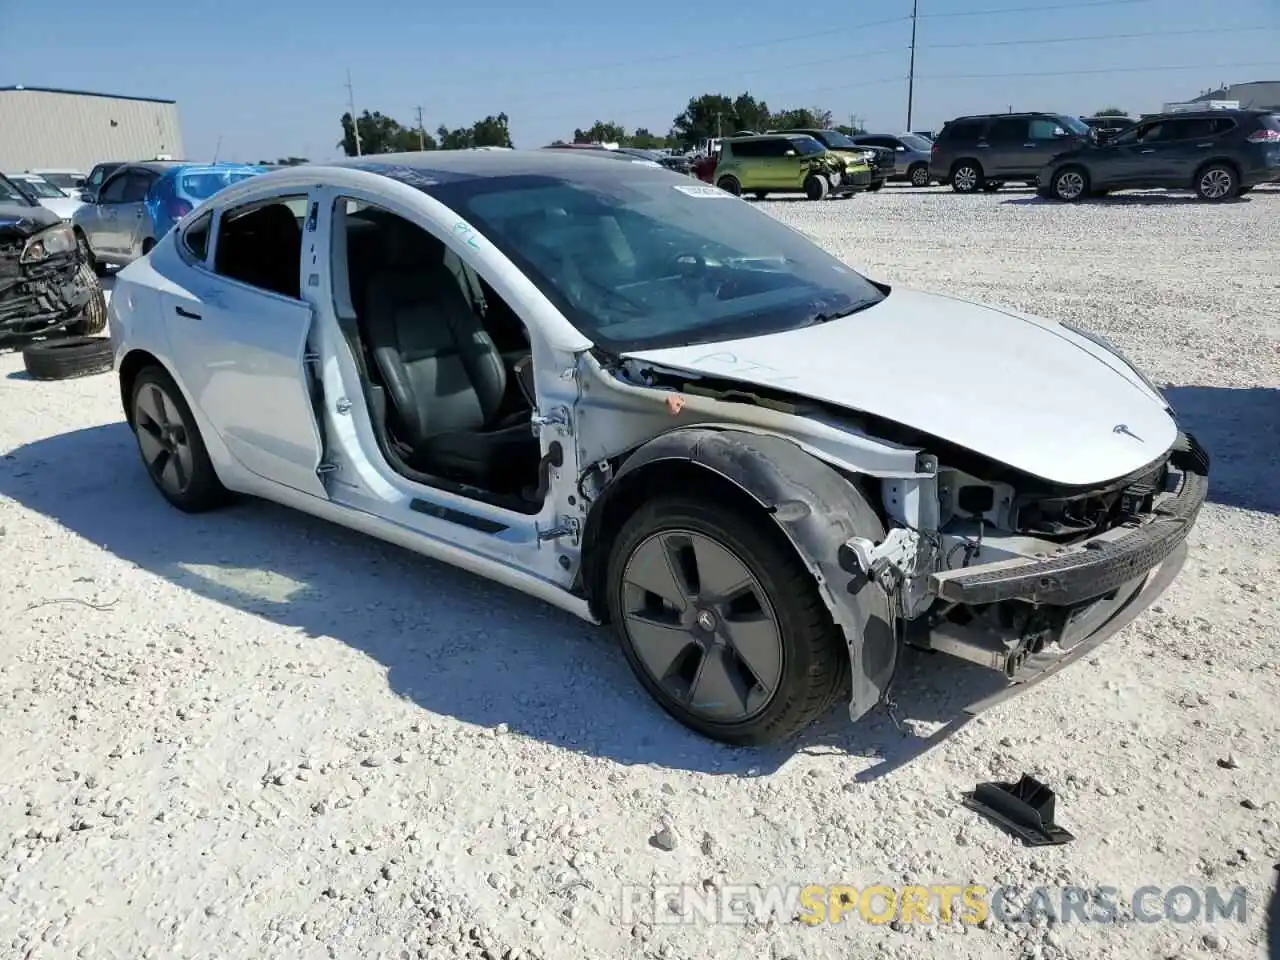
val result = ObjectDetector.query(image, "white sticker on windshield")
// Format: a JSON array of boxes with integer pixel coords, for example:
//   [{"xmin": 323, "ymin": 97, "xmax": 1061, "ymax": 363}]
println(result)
[{"xmin": 673, "ymin": 183, "xmax": 733, "ymax": 198}]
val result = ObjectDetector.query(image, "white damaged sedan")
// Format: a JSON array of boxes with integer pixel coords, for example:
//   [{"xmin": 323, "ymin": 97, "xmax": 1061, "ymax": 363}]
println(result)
[{"xmin": 106, "ymin": 150, "xmax": 1209, "ymax": 745}]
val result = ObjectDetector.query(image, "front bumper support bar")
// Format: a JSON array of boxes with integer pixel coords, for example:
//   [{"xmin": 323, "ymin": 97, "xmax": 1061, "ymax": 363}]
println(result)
[{"xmin": 930, "ymin": 433, "xmax": 1209, "ymax": 607}]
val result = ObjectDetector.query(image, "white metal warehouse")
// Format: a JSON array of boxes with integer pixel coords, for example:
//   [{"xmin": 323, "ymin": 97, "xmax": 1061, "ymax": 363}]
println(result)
[{"xmin": 0, "ymin": 85, "xmax": 184, "ymax": 173}]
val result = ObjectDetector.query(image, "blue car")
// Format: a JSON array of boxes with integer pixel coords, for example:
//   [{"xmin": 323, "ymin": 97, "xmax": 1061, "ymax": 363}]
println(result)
[{"xmin": 145, "ymin": 163, "xmax": 266, "ymax": 241}]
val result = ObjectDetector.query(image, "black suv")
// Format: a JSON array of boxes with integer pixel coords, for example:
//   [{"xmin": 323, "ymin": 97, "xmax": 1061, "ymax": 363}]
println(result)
[
  {"xmin": 1038, "ymin": 109, "xmax": 1280, "ymax": 202},
  {"xmin": 928, "ymin": 112, "xmax": 1093, "ymax": 192}
]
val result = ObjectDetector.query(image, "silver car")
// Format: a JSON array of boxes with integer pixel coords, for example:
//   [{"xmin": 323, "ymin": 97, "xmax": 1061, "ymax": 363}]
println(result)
[
  {"xmin": 106, "ymin": 151, "xmax": 1205, "ymax": 745},
  {"xmin": 852, "ymin": 133, "xmax": 936, "ymax": 186},
  {"xmin": 71, "ymin": 161, "xmax": 181, "ymax": 273}
]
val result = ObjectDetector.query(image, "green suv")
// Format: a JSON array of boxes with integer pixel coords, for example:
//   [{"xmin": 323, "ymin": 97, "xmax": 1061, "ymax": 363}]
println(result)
[{"xmin": 713, "ymin": 134, "xmax": 870, "ymax": 200}]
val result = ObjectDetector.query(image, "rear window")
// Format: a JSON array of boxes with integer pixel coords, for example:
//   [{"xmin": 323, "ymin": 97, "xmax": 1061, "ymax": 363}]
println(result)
[
  {"xmin": 1262, "ymin": 113, "xmax": 1280, "ymax": 131},
  {"xmin": 178, "ymin": 170, "xmax": 260, "ymax": 201},
  {"xmin": 938, "ymin": 119, "xmax": 985, "ymax": 141}
]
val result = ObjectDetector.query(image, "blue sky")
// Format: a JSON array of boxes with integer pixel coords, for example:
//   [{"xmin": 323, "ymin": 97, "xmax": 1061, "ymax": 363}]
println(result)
[{"xmin": 2, "ymin": 0, "xmax": 1276, "ymax": 161}]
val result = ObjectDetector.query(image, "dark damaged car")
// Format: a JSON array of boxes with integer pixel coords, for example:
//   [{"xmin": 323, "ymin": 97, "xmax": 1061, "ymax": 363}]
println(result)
[{"xmin": 0, "ymin": 173, "xmax": 107, "ymax": 341}]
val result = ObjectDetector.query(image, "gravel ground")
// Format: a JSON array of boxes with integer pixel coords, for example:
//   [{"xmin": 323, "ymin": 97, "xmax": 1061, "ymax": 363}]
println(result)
[{"xmin": 1, "ymin": 185, "xmax": 1278, "ymax": 960}]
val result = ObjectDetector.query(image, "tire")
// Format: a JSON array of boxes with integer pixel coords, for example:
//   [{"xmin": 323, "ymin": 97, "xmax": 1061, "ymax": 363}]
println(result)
[
  {"xmin": 129, "ymin": 365, "xmax": 228, "ymax": 513},
  {"xmin": 605, "ymin": 495, "xmax": 849, "ymax": 745},
  {"xmin": 1051, "ymin": 166, "xmax": 1089, "ymax": 202},
  {"xmin": 752, "ymin": 191, "xmax": 767, "ymax": 200},
  {"xmin": 1237, "ymin": 186, "xmax": 1253, "ymax": 196},
  {"xmin": 866, "ymin": 180, "xmax": 884, "ymax": 192},
  {"xmin": 1195, "ymin": 163, "xmax": 1239, "ymax": 201},
  {"xmin": 21, "ymin": 336, "xmax": 113, "ymax": 381},
  {"xmin": 141, "ymin": 238, "xmax": 156, "ymax": 255},
  {"xmin": 981, "ymin": 181, "xmax": 1002, "ymax": 192},
  {"xmin": 803, "ymin": 174, "xmax": 829, "ymax": 201},
  {"xmin": 909, "ymin": 163, "xmax": 930, "ymax": 187},
  {"xmin": 65, "ymin": 264, "xmax": 108, "ymax": 336},
  {"xmin": 950, "ymin": 161, "xmax": 983, "ymax": 193},
  {"xmin": 75, "ymin": 229, "xmax": 109, "ymax": 277},
  {"xmin": 716, "ymin": 176, "xmax": 742, "ymax": 196}
]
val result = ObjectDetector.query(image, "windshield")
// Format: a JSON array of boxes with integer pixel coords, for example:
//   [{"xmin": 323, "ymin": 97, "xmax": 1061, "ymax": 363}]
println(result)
[
  {"xmin": 177, "ymin": 169, "xmax": 261, "ymax": 200},
  {"xmin": 431, "ymin": 173, "xmax": 885, "ymax": 352},
  {"xmin": 38, "ymin": 172, "xmax": 79, "ymax": 190},
  {"xmin": 15, "ymin": 177, "xmax": 66, "ymax": 199},
  {"xmin": 792, "ymin": 137, "xmax": 824, "ymax": 156},
  {"xmin": 0, "ymin": 175, "xmax": 35, "ymax": 205},
  {"xmin": 818, "ymin": 130, "xmax": 857, "ymax": 148},
  {"xmin": 1058, "ymin": 115, "xmax": 1092, "ymax": 136},
  {"xmin": 900, "ymin": 134, "xmax": 933, "ymax": 151}
]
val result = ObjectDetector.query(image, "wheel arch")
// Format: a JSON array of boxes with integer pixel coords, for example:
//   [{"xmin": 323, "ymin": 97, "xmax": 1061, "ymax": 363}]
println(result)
[
  {"xmin": 950, "ymin": 157, "xmax": 983, "ymax": 176},
  {"xmin": 1192, "ymin": 156, "xmax": 1240, "ymax": 187},
  {"xmin": 580, "ymin": 426, "xmax": 896, "ymax": 722},
  {"xmin": 118, "ymin": 347, "xmax": 166, "ymax": 427}
]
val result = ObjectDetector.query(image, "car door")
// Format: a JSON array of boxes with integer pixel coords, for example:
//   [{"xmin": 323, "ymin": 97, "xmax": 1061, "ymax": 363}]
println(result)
[
  {"xmin": 1103, "ymin": 120, "xmax": 1177, "ymax": 185},
  {"xmin": 983, "ymin": 117, "xmax": 1030, "ymax": 177},
  {"xmin": 1025, "ymin": 118, "xmax": 1076, "ymax": 174},
  {"xmin": 163, "ymin": 192, "xmax": 330, "ymax": 500},
  {"xmin": 1153, "ymin": 117, "xmax": 1221, "ymax": 186},
  {"xmin": 81, "ymin": 168, "xmax": 131, "ymax": 256},
  {"xmin": 116, "ymin": 169, "xmax": 158, "ymax": 259}
]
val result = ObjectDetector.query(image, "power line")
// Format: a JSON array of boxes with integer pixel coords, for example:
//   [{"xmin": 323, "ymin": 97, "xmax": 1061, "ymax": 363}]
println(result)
[
  {"xmin": 918, "ymin": 59, "xmax": 1280, "ymax": 81},
  {"xmin": 918, "ymin": 0, "xmax": 1151, "ymax": 18},
  {"xmin": 922, "ymin": 24, "xmax": 1266, "ymax": 50}
]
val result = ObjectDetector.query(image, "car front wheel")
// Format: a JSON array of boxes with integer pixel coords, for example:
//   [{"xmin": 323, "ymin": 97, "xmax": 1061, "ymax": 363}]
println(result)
[
  {"xmin": 130, "ymin": 366, "xmax": 228, "ymax": 512},
  {"xmin": 605, "ymin": 496, "xmax": 848, "ymax": 745}
]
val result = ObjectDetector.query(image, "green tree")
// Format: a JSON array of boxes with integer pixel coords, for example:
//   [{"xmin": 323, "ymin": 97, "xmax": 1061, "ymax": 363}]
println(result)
[
  {"xmin": 437, "ymin": 113, "xmax": 514, "ymax": 149},
  {"xmin": 769, "ymin": 106, "xmax": 834, "ymax": 131},
  {"xmin": 276, "ymin": 156, "xmax": 309, "ymax": 166},
  {"xmin": 630, "ymin": 127, "xmax": 662, "ymax": 148},
  {"xmin": 671, "ymin": 93, "xmax": 736, "ymax": 147},
  {"xmin": 731, "ymin": 93, "xmax": 771, "ymax": 134},
  {"xmin": 338, "ymin": 110, "xmax": 425, "ymax": 155},
  {"xmin": 1094, "ymin": 106, "xmax": 1128, "ymax": 116},
  {"xmin": 573, "ymin": 121, "xmax": 628, "ymax": 144}
]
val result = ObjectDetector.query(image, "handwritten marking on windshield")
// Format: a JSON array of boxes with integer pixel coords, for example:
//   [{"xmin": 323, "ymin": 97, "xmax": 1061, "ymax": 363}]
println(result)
[{"xmin": 688, "ymin": 352, "xmax": 799, "ymax": 384}]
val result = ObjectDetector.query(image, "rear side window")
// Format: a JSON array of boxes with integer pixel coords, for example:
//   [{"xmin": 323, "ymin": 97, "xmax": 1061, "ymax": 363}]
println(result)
[
  {"xmin": 212, "ymin": 197, "xmax": 306, "ymax": 299},
  {"xmin": 939, "ymin": 119, "xmax": 985, "ymax": 141},
  {"xmin": 988, "ymin": 117, "xmax": 1029, "ymax": 141},
  {"xmin": 1208, "ymin": 118, "xmax": 1237, "ymax": 135},
  {"xmin": 728, "ymin": 140, "xmax": 762, "ymax": 158}
]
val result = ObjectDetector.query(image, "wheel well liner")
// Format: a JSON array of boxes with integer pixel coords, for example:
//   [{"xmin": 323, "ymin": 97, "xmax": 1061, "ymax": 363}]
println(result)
[{"xmin": 580, "ymin": 426, "xmax": 897, "ymax": 721}]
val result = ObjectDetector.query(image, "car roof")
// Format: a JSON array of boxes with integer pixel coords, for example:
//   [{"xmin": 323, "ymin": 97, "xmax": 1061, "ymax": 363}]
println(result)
[
  {"xmin": 725, "ymin": 133, "xmax": 814, "ymax": 142},
  {"xmin": 320, "ymin": 149, "xmax": 691, "ymax": 180}
]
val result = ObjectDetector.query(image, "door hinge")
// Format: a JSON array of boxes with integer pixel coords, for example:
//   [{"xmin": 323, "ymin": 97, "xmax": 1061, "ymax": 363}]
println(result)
[
  {"xmin": 335, "ymin": 398, "xmax": 352, "ymax": 414},
  {"xmin": 303, "ymin": 351, "xmax": 321, "ymax": 365},
  {"xmin": 530, "ymin": 406, "xmax": 570, "ymax": 433},
  {"xmin": 537, "ymin": 516, "xmax": 580, "ymax": 544}
]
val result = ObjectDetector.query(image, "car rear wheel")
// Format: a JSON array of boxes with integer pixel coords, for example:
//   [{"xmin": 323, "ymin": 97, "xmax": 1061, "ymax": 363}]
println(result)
[
  {"xmin": 982, "ymin": 181, "xmax": 1002, "ymax": 192},
  {"xmin": 866, "ymin": 180, "xmax": 884, "ymax": 192},
  {"xmin": 803, "ymin": 175, "xmax": 829, "ymax": 201},
  {"xmin": 716, "ymin": 176, "xmax": 742, "ymax": 196},
  {"xmin": 752, "ymin": 191, "xmax": 767, "ymax": 200},
  {"xmin": 1051, "ymin": 166, "xmax": 1089, "ymax": 202},
  {"xmin": 950, "ymin": 162, "xmax": 982, "ymax": 193},
  {"xmin": 130, "ymin": 366, "xmax": 228, "ymax": 513},
  {"xmin": 909, "ymin": 164, "xmax": 930, "ymax": 187},
  {"xmin": 1196, "ymin": 163, "xmax": 1239, "ymax": 201},
  {"xmin": 605, "ymin": 496, "xmax": 848, "ymax": 745}
]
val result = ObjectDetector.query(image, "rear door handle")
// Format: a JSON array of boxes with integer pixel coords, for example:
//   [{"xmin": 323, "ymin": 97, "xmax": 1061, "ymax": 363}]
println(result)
[
  {"xmin": 174, "ymin": 306, "xmax": 202, "ymax": 320},
  {"xmin": 1195, "ymin": 142, "xmax": 1212, "ymax": 147},
  {"xmin": 1023, "ymin": 143, "xmax": 1036, "ymax": 147},
  {"xmin": 1139, "ymin": 148, "xmax": 1155, "ymax": 154}
]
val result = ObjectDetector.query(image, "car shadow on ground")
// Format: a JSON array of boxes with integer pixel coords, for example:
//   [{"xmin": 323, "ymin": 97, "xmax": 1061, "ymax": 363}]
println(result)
[
  {"xmin": 1002, "ymin": 192, "xmax": 1252, "ymax": 207},
  {"xmin": 0, "ymin": 421, "xmax": 1006, "ymax": 778},
  {"xmin": 1164, "ymin": 385, "xmax": 1280, "ymax": 516}
]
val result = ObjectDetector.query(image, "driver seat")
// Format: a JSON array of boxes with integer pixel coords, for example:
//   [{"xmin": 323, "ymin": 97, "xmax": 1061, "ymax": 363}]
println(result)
[{"xmin": 361, "ymin": 219, "xmax": 539, "ymax": 491}]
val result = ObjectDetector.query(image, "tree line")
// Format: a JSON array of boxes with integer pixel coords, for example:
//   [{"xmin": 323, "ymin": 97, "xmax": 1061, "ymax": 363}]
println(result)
[{"xmin": 332, "ymin": 91, "xmax": 867, "ymax": 157}]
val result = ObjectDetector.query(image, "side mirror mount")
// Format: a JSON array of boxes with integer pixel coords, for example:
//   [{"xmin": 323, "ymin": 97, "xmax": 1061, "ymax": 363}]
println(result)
[
  {"xmin": 896, "ymin": 145, "xmax": 906, "ymax": 151},
  {"xmin": 79, "ymin": 192, "xmax": 95, "ymax": 203},
  {"xmin": 783, "ymin": 149, "xmax": 796, "ymax": 156}
]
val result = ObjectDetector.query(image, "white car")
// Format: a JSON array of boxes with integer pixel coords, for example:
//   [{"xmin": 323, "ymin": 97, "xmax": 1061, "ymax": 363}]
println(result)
[
  {"xmin": 106, "ymin": 151, "xmax": 1208, "ymax": 745},
  {"xmin": 27, "ymin": 168, "xmax": 85, "ymax": 193},
  {"xmin": 6, "ymin": 172, "xmax": 83, "ymax": 220}
]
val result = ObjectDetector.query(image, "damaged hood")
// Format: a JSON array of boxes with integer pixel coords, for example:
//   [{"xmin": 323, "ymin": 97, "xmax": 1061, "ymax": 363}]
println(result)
[
  {"xmin": 0, "ymin": 202, "xmax": 59, "ymax": 237},
  {"xmin": 621, "ymin": 287, "xmax": 1177, "ymax": 487}
]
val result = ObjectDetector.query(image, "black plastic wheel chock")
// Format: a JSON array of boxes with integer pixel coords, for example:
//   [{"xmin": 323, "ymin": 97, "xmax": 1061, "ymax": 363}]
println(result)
[{"xmin": 962, "ymin": 774, "xmax": 1075, "ymax": 846}]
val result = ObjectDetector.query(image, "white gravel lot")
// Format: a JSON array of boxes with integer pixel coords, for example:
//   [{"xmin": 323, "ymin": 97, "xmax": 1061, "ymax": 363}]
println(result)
[{"xmin": 1, "ymin": 185, "xmax": 1278, "ymax": 960}]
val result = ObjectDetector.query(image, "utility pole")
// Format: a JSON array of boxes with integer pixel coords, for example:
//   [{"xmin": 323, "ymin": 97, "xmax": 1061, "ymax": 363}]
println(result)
[
  {"xmin": 715, "ymin": 112, "xmax": 723, "ymax": 137},
  {"xmin": 345, "ymin": 69, "xmax": 362, "ymax": 156},
  {"xmin": 415, "ymin": 106, "xmax": 426, "ymax": 150},
  {"xmin": 906, "ymin": 0, "xmax": 919, "ymax": 131}
]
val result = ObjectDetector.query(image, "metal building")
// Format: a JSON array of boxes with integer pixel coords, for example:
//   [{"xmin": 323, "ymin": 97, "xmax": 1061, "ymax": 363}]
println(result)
[{"xmin": 0, "ymin": 86, "xmax": 184, "ymax": 172}]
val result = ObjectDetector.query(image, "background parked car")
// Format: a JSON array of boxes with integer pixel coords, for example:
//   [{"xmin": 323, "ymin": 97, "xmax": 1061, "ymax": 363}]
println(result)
[
  {"xmin": 80, "ymin": 161, "xmax": 125, "ymax": 200},
  {"xmin": 929, "ymin": 111, "xmax": 1093, "ymax": 192},
  {"xmin": 5, "ymin": 172, "xmax": 83, "ymax": 220},
  {"xmin": 771, "ymin": 128, "xmax": 891, "ymax": 190},
  {"xmin": 73, "ymin": 161, "xmax": 264, "ymax": 273},
  {"xmin": 1039, "ymin": 109, "xmax": 1280, "ymax": 202},
  {"xmin": 851, "ymin": 133, "xmax": 936, "ymax": 186},
  {"xmin": 0, "ymin": 172, "xmax": 106, "ymax": 341},
  {"xmin": 27, "ymin": 168, "xmax": 85, "ymax": 192},
  {"xmin": 715, "ymin": 134, "xmax": 866, "ymax": 199}
]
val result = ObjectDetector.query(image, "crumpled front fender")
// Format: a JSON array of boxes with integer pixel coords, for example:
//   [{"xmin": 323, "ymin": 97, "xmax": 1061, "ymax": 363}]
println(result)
[{"xmin": 588, "ymin": 426, "xmax": 897, "ymax": 722}]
